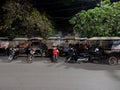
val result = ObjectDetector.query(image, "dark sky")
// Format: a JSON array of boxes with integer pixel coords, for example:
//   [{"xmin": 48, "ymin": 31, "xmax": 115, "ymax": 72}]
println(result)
[
  {"xmin": 35, "ymin": 0, "xmax": 100, "ymax": 19},
  {"xmin": 34, "ymin": 0, "xmax": 119, "ymax": 32},
  {"xmin": 35, "ymin": 0, "xmax": 119, "ymax": 19},
  {"xmin": 33, "ymin": 0, "xmax": 102, "ymax": 32}
]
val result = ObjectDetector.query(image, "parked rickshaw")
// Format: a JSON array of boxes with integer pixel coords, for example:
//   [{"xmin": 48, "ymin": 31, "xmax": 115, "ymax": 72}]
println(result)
[
  {"xmin": 29, "ymin": 37, "xmax": 46, "ymax": 57},
  {"xmin": 61, "ymin": 36, "xmax": 88, "ymax": 56},
  {"xmin": 0, "ymin": 37, "xmax": 10, "ymax": 55},
  {"xmin": 12, "ymin": 37, "xmax": 29, "ymax": 53},
  {"xmin": 46, "ymin": 37, "xmax": 61, "ymax": 57},
  {"xmin": 88, "ymin": 37, "xmax": 120, "ymax": 65},
  {"xmin": 8, "ymin": 37, "xmax": 29, "ymax": 61}
]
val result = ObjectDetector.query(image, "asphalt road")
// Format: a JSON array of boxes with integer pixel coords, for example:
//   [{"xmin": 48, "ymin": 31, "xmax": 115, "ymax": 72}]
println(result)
[{"xmin": 0, "ymin": 56, "xmax": 120, "ymax": 90}]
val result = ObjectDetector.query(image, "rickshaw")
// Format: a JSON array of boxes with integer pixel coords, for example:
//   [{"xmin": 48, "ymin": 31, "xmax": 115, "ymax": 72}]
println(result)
[
  {"xmin": 29, "ymin": 37, "xmax": 45, "ymax": 57},
  {"xmin": 61, "ymin": 36, "xmax": 88, "ymax": 56},
  {"xmin": 0, "ymin": 37, "xmax": 10, "ymax": 55},
  {"xmin": 12, "ymin": 37, "xmax": 29, "ymax": 53},
  {"xmin": 8, "ymin": 37, "xmax": 29, "ymax": 61},
  {"xmin": 88, "ymin": 37, "xmax": 120, "ymax": 65},
  {"xmin": 46, "ymin": 36, "xmax": 61, "ymax": 57}
]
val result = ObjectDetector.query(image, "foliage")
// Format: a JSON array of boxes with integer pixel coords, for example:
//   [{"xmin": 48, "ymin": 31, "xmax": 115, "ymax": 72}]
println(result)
[
  {"xmin": 69, "ymin": 0, "xmax": 120, "ymax": 37},
  {"xmin": 1, "ymin": 0, "xmax": 55, "ymax": 39}
]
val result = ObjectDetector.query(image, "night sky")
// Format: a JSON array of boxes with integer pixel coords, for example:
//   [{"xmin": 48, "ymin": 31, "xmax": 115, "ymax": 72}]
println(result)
[
  {"xmin": 34, "ymin": 0, "xmax": 101, "ymax": 32},
  {"xmin": 33, "ymin": 0, "xmax": 119, "ymax": 33}
]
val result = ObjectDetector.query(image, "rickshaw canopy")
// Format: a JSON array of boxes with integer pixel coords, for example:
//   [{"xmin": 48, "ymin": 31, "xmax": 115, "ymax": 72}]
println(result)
[
  {"xmin": 62, "ymin": 36, "xmax": 81, "ymax": 40},
  {"xmin": 88, "ymin": 37, "xmax": 120, "ymax": 40},
  {"xmin": 13, "ymin": 38, "xmax": 29, "ymax": 41},
  {"xmin": 30, "ymin": 37, "xmax": 43, "ymax": 41}
]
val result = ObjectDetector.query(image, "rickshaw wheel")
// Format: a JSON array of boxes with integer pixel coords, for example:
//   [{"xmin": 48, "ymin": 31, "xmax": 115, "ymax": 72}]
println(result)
[
  {"xmin": 8, "ymin": 55, "xmax": 13, "ymax": 61},
  {"xmin": 108, "ymin": 56, "xmax": 118, "ymax": 65},
  {"xmin": 26, "ymin": 55, "xmax": 33, "ymax": 63}
]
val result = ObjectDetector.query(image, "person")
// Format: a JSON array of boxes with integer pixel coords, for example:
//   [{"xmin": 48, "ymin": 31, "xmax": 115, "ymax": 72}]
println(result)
[
  {"xmin": 52, "ymin": 46, "xmax": 59, "ymax": 62},
  {"xmin": 65, "ymin": 47, "xmax": 79, "ymax": 63},
  {"xmin": 82, "ymin": 43, "xmax": 88, "ymax": 53}
]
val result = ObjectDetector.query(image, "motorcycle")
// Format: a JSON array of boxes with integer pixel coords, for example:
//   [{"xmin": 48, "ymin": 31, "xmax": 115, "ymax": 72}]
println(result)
[
  {"xmin": 8, "ymin": 47, "xmax": 19, "ymax": 62},
  {"xmin": 65, "ymin": 48, "xmax": 89, "ymax": 63},
  {"xmin": 77, "ymin": 53, "xmax": 89, "ymax": 63},
  {"xmin": 26, "ymin": 48, "xmax": 35, "ymax": 63}
]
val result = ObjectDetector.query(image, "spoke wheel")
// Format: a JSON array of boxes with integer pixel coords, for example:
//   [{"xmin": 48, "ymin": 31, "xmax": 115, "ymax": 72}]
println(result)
[
  {"xmin": 108, "ymin": 56, "xmax": 118, "ymax": 65},
  {"xmin": 8, "ymin": 55, "xmax": 13, "ymax": 61},
  {"xmin": 26, "ymin": 55, "xmax": 33, "ymax": 63}
]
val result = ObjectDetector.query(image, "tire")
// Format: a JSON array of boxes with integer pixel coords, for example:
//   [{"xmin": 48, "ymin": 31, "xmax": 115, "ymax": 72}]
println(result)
[
  {"xmin": 108, "ymin": 56, "xmax": 118, "ymax": 65},
  {"xmin": 26, "ymin": 55, "xmax": 33, "ymax": 63},
  {"xmin": 29, "ymin": 55, "xmax": 33, "ymax": 63},
  {"xmin": 8, "ymin": 55, "xmax": 13, "ymax": 61},
  {"xmin": 65, "ymin": 56, "xmax": 72, "ymax": 63}
]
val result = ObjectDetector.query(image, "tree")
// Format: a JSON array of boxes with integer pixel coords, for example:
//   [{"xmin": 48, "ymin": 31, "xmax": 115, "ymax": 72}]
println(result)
[
  {"xmin": 69, "ymin": 0, "xmax": 120, "ymax": 37},
  {"xmin": 1, "ymin": 0, "xmax": 55, "ymax": 39}
]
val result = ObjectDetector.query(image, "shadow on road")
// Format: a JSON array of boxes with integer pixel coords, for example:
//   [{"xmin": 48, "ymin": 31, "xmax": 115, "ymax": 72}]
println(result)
[
  {"xmin": 0, "ymin": 56, "xmax": 120, "ymax": 71},
  {"xmin": 107, "ymin": 70, "xmax": 120, "ymax": 82},
  {"xmin": 44, "ymin": 57, "xmax": 120, "ymax": 70}
]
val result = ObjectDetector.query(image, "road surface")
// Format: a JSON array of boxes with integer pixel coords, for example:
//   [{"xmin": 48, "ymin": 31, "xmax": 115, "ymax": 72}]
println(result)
[{"xmin": 0, "ymin": 56, "xmax": 120, "ymax": 90}]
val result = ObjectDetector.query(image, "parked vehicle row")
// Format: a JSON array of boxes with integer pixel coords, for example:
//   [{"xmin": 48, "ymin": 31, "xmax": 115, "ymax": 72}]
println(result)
[{"xmin": 0, "ymin": 37, "xmax": 120, "ymax": 65}]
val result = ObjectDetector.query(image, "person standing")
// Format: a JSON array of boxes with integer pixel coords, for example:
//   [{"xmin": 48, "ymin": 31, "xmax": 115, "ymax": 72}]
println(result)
[{"xmin": 52, "ymin": 46, "xmax": 59, "ymax": 62}]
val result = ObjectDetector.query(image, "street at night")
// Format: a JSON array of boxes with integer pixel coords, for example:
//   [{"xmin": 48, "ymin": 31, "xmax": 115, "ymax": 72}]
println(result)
[{"xmin": 0, "ymin": 0, "xmax": 120, "ymax": 90}]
